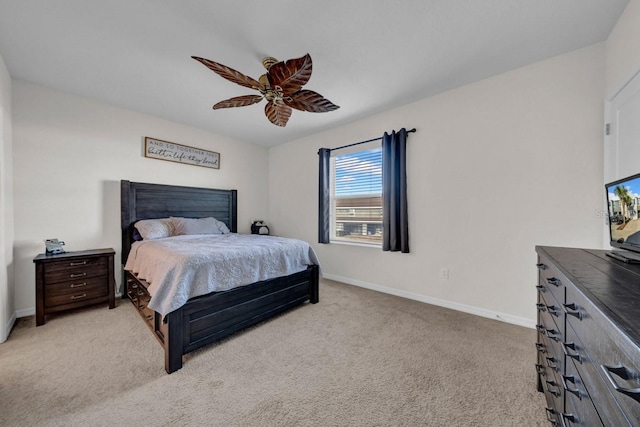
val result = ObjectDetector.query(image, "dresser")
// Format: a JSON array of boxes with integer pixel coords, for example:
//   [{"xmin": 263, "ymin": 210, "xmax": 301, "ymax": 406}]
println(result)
[
  {"xmin": 34, "ymin": 248, "xmax": 115, "ymax": 325},
  {"xmin": 536, "ymin": 246, "xmax": 640, "ymax": 426}
]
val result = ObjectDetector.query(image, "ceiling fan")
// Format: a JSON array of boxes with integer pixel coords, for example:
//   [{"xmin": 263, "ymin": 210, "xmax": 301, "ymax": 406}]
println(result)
[{"xmin": 192, "ymin": 53, "xmax": 339, "ymax": 127}]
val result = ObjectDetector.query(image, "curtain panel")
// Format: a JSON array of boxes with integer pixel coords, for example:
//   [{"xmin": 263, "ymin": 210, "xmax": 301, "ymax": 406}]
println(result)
[
  {"xmin": 318, "ymin": 148, "xmax": 331, "ymax": 244},
  {"xmin": 382, "ymin": 128, "xmax": 409, "ymax": 253}
]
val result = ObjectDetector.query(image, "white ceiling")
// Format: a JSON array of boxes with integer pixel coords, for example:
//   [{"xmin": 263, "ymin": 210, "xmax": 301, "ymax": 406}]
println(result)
[{"xmin": 0, "ymin": 0, "xmax": 629, "ymax": 147}]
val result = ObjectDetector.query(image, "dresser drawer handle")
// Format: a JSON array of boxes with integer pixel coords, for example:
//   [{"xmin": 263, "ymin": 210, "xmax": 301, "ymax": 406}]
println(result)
[
  {"xmin": 561, "ymin": 375, "xmax": 581, "ymax": 399},
  {"xmin": 69, "ymin": 261, "xmax": 87, "ymax": 266},
  {"xmin": 536, "ymin": 263, "xmax": 547, "ymax": 270},
  {"xmin": 563, "ymin": 303, "xmax": 583, "ymax": 320},
  {"xmin": 546, "ymin": 356, "xmax": 559, "ymax": 371},
  {"xmin": 545, "ymin": 380, "xmax": 561, "ymax": 397},
  {"xmin": 70, "ymin": 293, "xmax": 87, "ymax": 300},
  {"xmin": 536, "ymin": 342, "xmax": 546, "ymax": 353},
  {"xmin": 546, "ymin": 277, "xmax": 560, "ymax": 287},
  {"xmin": 544, "ymin": 408, "xmax": 559, "ymax": 426},
  {"xmin": 561, "ymin": 413, "xmax": 576, "ymax": 423},
  {"xmin": 535, "ymin": 284, "xmax": 546, "ymax": 292},
  {"xmin": 601, "ymin": 365, "xmax": 640, "ymax": 402},
  {"xmin": 145, "ymin": 315, "xmax": 153, "ymax": 321},
  {"xmin": 561, "ymin": 342, "xmax": 582, "ymax": 363},
  {"xmin": 70, "ymin": 273, "xmax": 87, "ymax": 278},
  {"xmin": 70, "ymin": 282, "xmax": 87, "ymax": 288},
  {"xmin": 535, "ymin": 363, "xmax": 546, "ymax": 375}
]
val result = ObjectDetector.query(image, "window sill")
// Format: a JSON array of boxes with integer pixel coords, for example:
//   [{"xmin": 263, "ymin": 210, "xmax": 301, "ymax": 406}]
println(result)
[{"xmin": 329, "ymin": 239, "xmax": 381, "ymax": 249}]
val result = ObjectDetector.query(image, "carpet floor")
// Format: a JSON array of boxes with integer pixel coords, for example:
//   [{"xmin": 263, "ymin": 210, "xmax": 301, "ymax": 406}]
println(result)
[{"xmin": 0, "ymin": 279, "xmax": 546, "ymax": 426}]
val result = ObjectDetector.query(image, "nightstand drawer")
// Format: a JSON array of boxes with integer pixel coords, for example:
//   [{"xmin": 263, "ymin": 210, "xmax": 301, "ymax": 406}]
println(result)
[
  {"xmin": 45, "ymin": 276, "xmax": 107, "ymax": 298},
  {"xmin": 44, "ymin": 258, "xmax": 108, "ymax": 284},
  {"xmin": 45, "ymin": 283, "xmax": 108, "ymax": 307}
]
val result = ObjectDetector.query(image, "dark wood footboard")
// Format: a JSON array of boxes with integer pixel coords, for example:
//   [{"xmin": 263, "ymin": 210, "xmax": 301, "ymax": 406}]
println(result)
[{"xmin": 126, "ymin": 265, "xmax": 319, "ymax": 373}]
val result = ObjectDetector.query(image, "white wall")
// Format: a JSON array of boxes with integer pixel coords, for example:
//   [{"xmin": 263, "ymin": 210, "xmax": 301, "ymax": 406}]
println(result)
[
  {"xmin": 12, "ymin": 81, "xmax": 269, "ymax": 314},
  {"xmin": 269, "ymin": 44, "xmax": 606, "ymax": 326},
  {"xmin": 0, "ymin": 52, "xmax": 14, "ymax": 342},
  {"xmin": 606, "ymin": 0, "xmax": 640, "ymax": 99},
  {"xmin": 604, "ymin": 0, "xmax": 640, "ymax": 189}
]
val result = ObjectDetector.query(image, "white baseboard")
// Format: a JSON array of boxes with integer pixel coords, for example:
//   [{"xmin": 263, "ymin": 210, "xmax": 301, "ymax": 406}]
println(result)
[
  {"xmin": 16, "ymin": 307, "xmax": 35, "ymax": 318},
  {"xmin": 322, "ymin": 274, "xmax": 536, "ymax": 329},
  {"xmin": 1, "ymin": 311, "xmax": 17, "ymax": 343}
]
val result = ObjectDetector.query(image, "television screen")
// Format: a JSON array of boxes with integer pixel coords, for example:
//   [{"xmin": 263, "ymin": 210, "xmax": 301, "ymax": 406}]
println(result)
[{"xmin": 606, "ymin": 172, "xmax": 640, "ymax": 255}]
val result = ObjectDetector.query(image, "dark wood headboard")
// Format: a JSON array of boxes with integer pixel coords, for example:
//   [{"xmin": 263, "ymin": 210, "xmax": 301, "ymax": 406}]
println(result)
[{"xmin": 120, "ymin": 180, "xmax": 237, "ymax": 264}]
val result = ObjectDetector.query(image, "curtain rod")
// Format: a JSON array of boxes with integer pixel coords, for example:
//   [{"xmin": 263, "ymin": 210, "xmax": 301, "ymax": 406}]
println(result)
[{"xmin": 328, "ymin": 128, "xmax": 416, "ymax": 152}]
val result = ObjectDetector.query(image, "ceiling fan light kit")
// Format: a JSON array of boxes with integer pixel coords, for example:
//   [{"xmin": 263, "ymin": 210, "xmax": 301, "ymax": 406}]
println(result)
[{"xmin": 192, "ymin": 53, "xmax": 339, "ymax": 127}]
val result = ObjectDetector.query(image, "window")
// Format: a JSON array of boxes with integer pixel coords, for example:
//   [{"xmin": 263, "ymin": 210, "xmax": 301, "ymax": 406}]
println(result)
[{"xmin": 330, "ymin": 144, "xmax": 382, "ymax": 245}]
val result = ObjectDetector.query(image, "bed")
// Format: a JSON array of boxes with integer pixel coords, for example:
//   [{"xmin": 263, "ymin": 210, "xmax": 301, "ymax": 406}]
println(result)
[{"xmin": 120, "ymin": 180, "xmax": 319, "ymax": 373}]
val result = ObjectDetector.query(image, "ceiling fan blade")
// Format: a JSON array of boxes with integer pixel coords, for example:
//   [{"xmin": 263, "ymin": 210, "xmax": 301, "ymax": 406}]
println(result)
[
  {"xmin": 265, "ymin": 101, "xmax": 292, "ymax": 127},
  {"xmin": 212, "ymin": 95, "xmax": 264, "ymax": 110},
  {"xmin": 267, "ymin": 53, "xmax": 312, "ymax": 95},
  {"xmin": 285, "ymin": 90, "xmax": 340, "ymax": 113},
  {"xmin": 192, "ymin": 56, "xmax": 262, "ymax": 90}
]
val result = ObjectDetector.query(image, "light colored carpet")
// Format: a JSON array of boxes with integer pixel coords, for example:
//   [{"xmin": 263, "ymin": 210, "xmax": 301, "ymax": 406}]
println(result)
[{"xmin": 0, "ymin": 279, "xmax": 546, "ymax": 426}]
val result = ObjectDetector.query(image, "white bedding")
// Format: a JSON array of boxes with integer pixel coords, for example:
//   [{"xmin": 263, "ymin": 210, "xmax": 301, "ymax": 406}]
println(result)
[{"xmin": 124, "ymin": 233, "xmax": 320, "ymax": 317}]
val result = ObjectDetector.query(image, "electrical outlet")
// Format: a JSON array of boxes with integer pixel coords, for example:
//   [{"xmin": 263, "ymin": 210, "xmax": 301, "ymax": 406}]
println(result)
[{"xmin": 440, "ymin": 268, "xmax": 449, "ymax": 280}]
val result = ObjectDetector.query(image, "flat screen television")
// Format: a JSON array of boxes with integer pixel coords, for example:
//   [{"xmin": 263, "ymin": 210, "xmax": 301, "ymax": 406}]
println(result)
[{"xmin": 605, "ymin": 172, "xmax": 640, "ymax": 262}]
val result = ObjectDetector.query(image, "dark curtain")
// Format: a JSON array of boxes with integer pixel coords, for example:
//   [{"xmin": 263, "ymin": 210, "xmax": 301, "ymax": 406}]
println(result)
[
  {"xmin": 382, "ymin": 128, "xmax": 409, "ymax": 253},
  {"xmin": 318, "ymin": 148, "xmax": 331, "ymax": 243}
]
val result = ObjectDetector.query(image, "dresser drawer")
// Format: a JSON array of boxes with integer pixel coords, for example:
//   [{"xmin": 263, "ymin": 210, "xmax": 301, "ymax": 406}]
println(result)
[
  {"xmin": 563, "ymin": 358, "xmax": 603, "ymax": 426},
  {"xmin": 565, "ymin": 321, "xmax": 635, "ymax": 426},
  {"xmin": 44, "ymin": 257, "xmax": 108, "ymax": 284},
  {"xmin": 537, "ymin": 255, "xmax": 566, "ymax": 309}
]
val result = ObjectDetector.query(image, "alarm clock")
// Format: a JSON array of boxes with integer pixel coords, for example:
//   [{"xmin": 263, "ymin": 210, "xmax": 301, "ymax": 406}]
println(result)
[{"xmin": 251, "ymin": 221, "xmax": 270, "ymax": 235}]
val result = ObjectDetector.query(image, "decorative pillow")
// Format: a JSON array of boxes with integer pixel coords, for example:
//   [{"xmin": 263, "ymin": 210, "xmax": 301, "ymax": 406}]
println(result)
[
  {"xmin": 134, "ymin": 218, "xmax": 174, "ymax": 240},
  {"xmin": 170, "ymin": 217, "xmax": 230, "ymax": 235}
]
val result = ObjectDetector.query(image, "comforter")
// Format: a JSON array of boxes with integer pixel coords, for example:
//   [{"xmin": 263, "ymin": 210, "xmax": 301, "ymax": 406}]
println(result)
[{"xmin": 124, "ymin": 233, "xmax": 320, "ymax": 316}]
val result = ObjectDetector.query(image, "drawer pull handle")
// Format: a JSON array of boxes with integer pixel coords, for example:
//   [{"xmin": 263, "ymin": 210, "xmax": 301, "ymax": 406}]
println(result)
[
  {"xmin": 546, "ymin": 356, "xmax": 559, "ymax": 371},
  {"xmin": 535, "ymin": 363, "xmax": 545, "ymax": 374},
  {"xmin": 561, "ymin": 413, "xmax": 576, "ymax": 423},
  {"xmin": 561, "ymin": 342, "xmax": 582, "ymax": 363},
  {"xmin": 546, "ymin": 277, "xmax": 560, "ymax": 287},
  {"xmin": 70, "ymin": 282, "xmax": 87, "ymax": 288},
  {"xmin": 601, "ymin": 365, "xmax": 640, "ymax": 402},
  {"xmin": 536, "ymin": 263, "xmax": 547, "ymax": 270},
  {"xmin": 70, "ymin": 293, "xmax": 87, "ymax": 300},
  {"xmin": 145, "ymin": 315, "xmax": 153, "ymax": 321},
  {"xmin": 536, "ymin": 342, "xmax": 545, "ymax": 353},
  {"xmin": 130, "ymin": 283, "xmax": 138, "ymax": 289},
  {"xmin": 535, "ymin": 284, "xmax": 546, "ymax": 292},
  {"xmin": 546, "ymin": 305, "xmax": 560, "ymax": 317},
  {"xmin": 545, "ymin": 328, "xmax": 560, "ymax": 341},
  {"xmin": 563, "ymin": 303, "xmax": 583, "ymax": 320},
  {"xmin": 544, "ymin": 408, "xmax": 559, "ymax": 426},
  {"xmin": 69, "ymin": 261, "xmax": 87, "ymax": 266},
  {"xmin": 536, "ymin": 303, "xmax": 547, "ymax": 312},
  {"xmin": 545, "ymin": 380, "xmax": 561, "ymax": 397},
  {"xmin": 561, "ymin": 375, "xmax": 581, "ymax": 399},
  {"xmin": 70, "ymin": 273, "xmax": 87, "ymax": 278}
]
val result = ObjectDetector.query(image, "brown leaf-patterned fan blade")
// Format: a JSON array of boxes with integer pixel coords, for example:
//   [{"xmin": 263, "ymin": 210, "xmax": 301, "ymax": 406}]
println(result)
[
  {"xmin": 267, "ymin": 53, "xmax": 312, "ymax": 95},
  {"xmin": 212, "ymin": 95, "xmax": 264, "ymax": 110},
  {"xmin": 265, "ymin": 101, "xmax": 292, "ymax": 127},
  {"xmin": 284, "ymin": 90, "xmax": 340, "ymax": 113},
  {"xmin": 192, "ymin": 56, "xmax": 262, "ymax": 90}
]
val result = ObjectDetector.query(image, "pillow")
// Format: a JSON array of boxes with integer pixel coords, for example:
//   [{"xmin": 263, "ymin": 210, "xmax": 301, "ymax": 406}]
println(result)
[
  {"xmin": 170, "ymin": 217, "xmax": 230, "ymax": 235},
  {"xmin": 134, "ymin": 218, "xmax": 174, "ymax": 240}
]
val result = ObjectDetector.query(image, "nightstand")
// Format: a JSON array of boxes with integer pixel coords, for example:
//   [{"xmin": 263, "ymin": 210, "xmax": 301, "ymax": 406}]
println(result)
[{"xmin": 34, "ymin": 248, "xmax": 115, "ymax": 326}]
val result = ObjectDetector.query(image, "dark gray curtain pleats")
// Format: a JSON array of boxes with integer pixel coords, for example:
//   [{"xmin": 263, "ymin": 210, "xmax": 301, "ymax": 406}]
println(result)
[
  {"xmin": 318, "ymin": 148, "xmax": 331, "ymax": 243},
  {"xmin": 382, "ymin": 128, "xmax": 409, "ymax": 253}
]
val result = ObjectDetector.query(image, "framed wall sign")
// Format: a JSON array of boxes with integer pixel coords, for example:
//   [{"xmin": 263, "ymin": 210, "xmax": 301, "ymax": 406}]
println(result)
[{"xmin": 144, "ymin": 137, "xmax": 220, "ymax": 169}]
